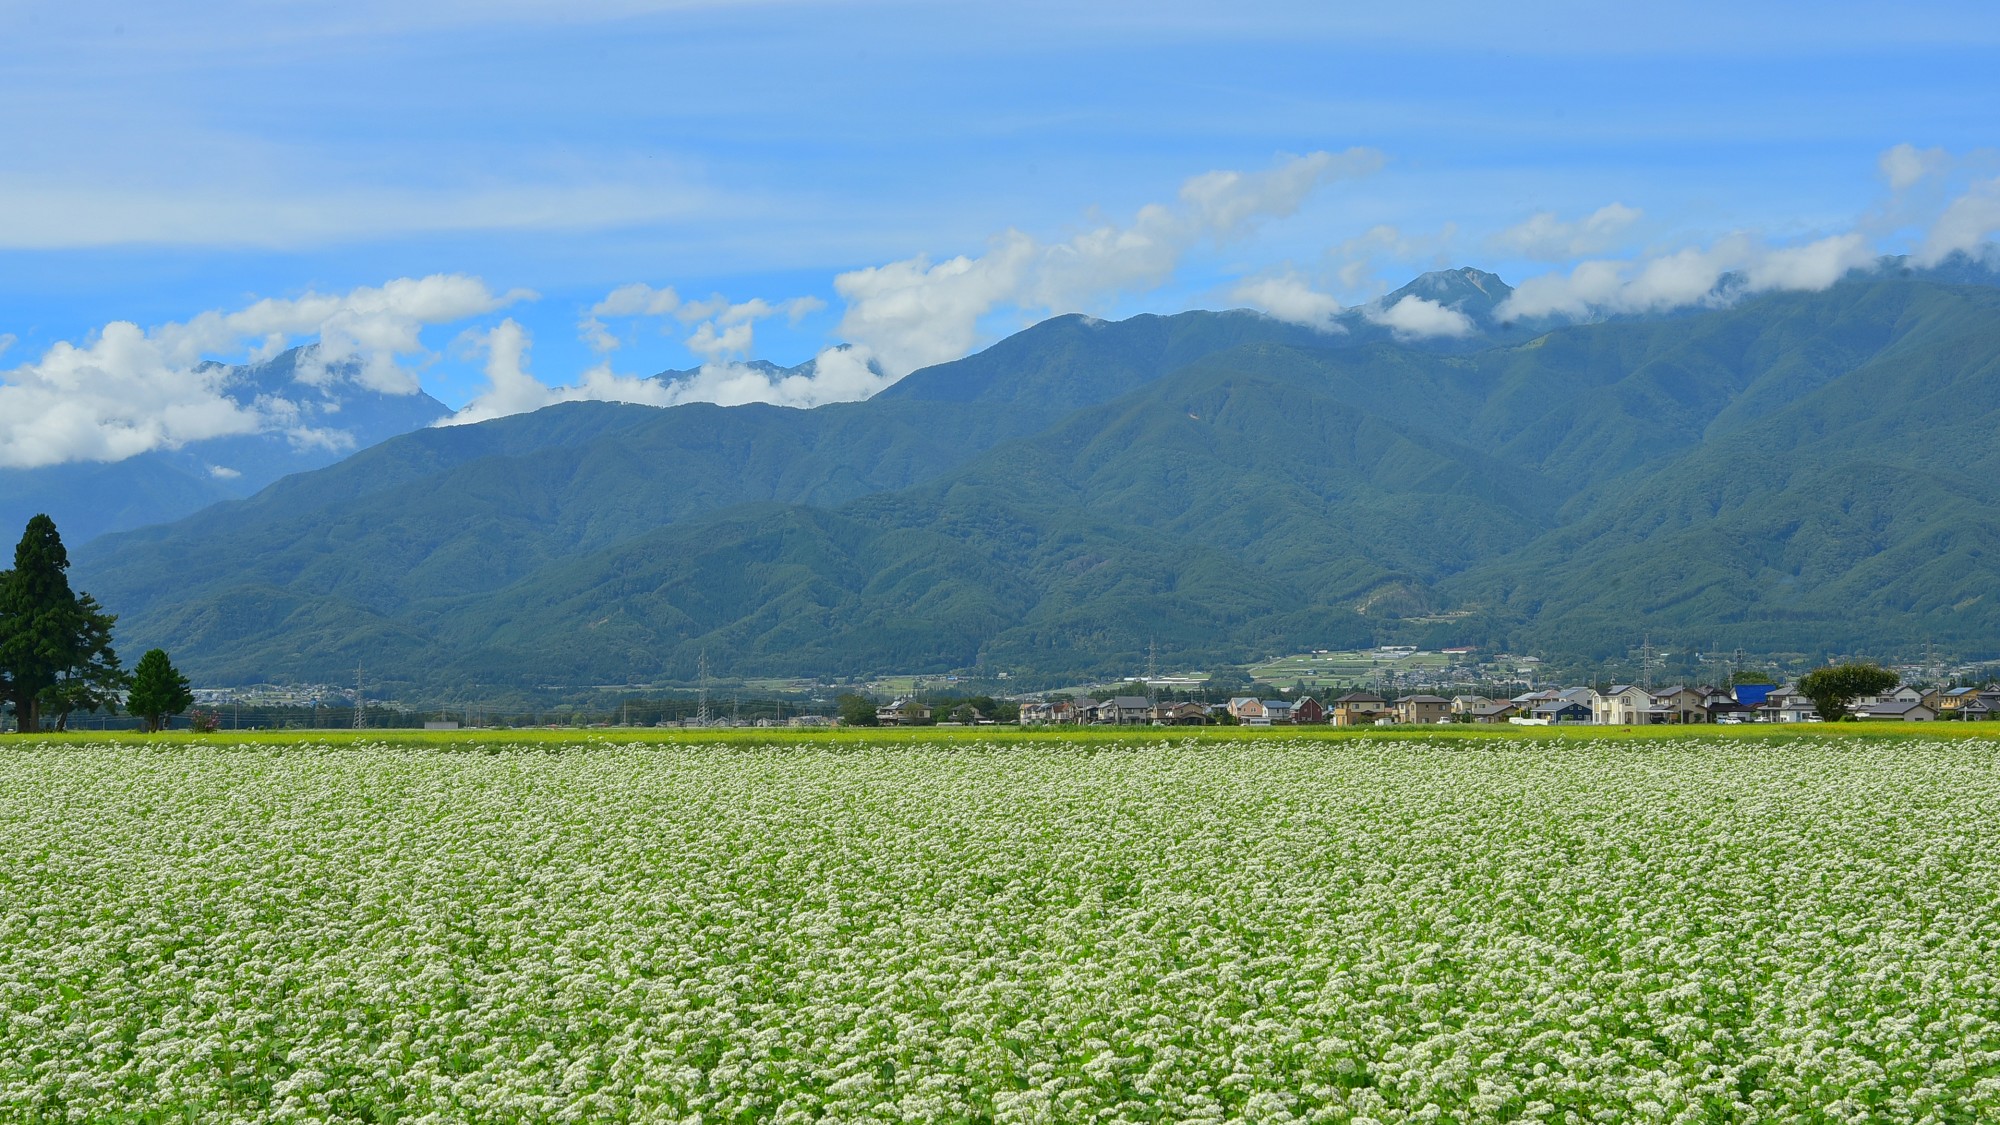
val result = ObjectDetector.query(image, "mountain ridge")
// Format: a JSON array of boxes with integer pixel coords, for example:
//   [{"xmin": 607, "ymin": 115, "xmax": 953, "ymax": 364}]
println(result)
[{"xmin": 66, "ymin": 264, "xmax": 2000, "ymax": 691}]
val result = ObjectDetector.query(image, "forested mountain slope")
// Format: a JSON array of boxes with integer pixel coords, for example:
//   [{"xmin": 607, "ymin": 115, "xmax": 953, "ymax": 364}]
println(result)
[{"xmin": 72, "ymin": 268, "xmax": 2000, "ymax": 690}]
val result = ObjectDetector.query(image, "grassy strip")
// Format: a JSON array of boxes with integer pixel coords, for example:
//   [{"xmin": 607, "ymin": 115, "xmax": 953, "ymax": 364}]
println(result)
[{"xmin": 9, "ymin": 721, "xmax": 1999, "ymax": 749}]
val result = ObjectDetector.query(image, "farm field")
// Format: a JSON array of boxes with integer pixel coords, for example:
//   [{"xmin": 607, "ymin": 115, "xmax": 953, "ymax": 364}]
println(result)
[
  {"xmin": 3, "ymin": 735, "xmax": 1999, "ymax": 1121},
  {"xmin": 1247, "ymin": 649, "xmax": 1460, "ymax": 693}
]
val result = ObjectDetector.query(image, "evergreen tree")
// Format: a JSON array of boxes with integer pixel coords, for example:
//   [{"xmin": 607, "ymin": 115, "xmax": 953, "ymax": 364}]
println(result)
[
  {"xmin": 0, "ymin": 515, "xmax": 104, "ymax": 733},
  {"xmin": 39, "ymin": 595, "xmax": 129, "ymax": 731},
  {"xmin": 128, "ymin": 649, "xmax": 194, "ymax": 733}
]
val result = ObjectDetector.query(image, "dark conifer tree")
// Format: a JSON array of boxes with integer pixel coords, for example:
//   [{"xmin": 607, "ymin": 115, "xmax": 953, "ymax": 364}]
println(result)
[
  {"xmin": 0, "ymin": 515, "xmax": 94, "ymax": 733},
  {"xmin": 127, "ymin": 649, "xmax": 194, "ymax": 733}
]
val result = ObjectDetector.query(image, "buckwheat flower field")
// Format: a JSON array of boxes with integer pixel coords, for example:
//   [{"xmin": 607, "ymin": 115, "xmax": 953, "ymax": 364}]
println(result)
[{"xmin": 4, "ymin": 737, "xmax": 1999, "ymax": 1122}]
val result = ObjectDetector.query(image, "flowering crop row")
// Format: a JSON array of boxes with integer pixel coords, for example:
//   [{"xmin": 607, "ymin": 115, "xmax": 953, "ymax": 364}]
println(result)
[{"xmin": 2, "ymin": 738, "xmax": 1998, "ymax": 1123}]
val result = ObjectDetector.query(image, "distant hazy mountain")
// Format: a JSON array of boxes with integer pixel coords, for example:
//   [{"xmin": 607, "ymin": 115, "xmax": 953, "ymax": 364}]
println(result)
[
  {"xmin": 71, "ymin": 263, "xmax": 2000, "ymax": 692},
  {"xmin": 2, "ymin": 348, "xmax": 449, "ymax": 544}
]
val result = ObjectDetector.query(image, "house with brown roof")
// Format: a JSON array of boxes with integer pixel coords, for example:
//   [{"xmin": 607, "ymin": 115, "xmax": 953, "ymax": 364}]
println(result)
[
  {"xmin": 1150, "ymin": 701, "xmax": 1208, "ymax": 725},
  {"xmin": 1330, "ymin": 692, "xmax": 1391, "ymax": 726},
  {"xmin": 1394, "ymin": 694, "xmax": 1450, "ymax": 725},
  {"xmin": 1650, "ymin": 685, "xmax": 1708, "ymax": 724}
]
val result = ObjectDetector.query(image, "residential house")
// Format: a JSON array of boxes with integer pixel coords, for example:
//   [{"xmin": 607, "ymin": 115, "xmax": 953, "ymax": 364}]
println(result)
[
  {"xmin": 1467, "ymin": 701, "xmax": 1520, "ymax": 723},
  {"xmin": 1087, "ymin": 696, "xmax": 1155, "ymax": 725},
  {"xmin": 876, "ymin": 699, "xmax": 932, "ymax": 726},
  {"xmin": 1395, "ymin": 694, "xmax": 1451, "ymax": 725},
  {"xmin": 1855, "ymin": 699, "xmax": 1937, "ymax": 722},
  {"xmin": 1594, "ymin": 685, "xmax": 1666, "ymax": 725},
  {"xmin": 1019, "ymin": 700, "xmax": 1084, "ymax": 725},
  {"xmin": 1263, "ymin": 700, "xmax": 1295, "ymax": 725},
  {"xmin": 1530, "ymin": 699, "xmax": 1593, "ymax": 724},
  {"xmin": 1766, "ymin": 687, "xmax": 1822, "ymax": 723},
  {"xmin": 1650, "ymin": 685, "xmax": 1708, "ymax": 724},
  {"xmin": 1331, "ymin": 692, "xmax": 1392, "ymax": 726},
  {"xmin": 1850, "ymin": 684, "xmax": 1923, "ymax": 710},
  {"xmin": 1150, "ymin": 701, "xmax": 1208, "ymax": 725},
  {"xmin": 1703, "ymin": 687, "xmax": 1759, "ymax": 723},
  {"xmin": 1926, "ymin": 686, "xmax": 1982, "ymax": 716},
  {"xmin": 1228, "ymin": 697, "xmax": 1271, "ymax": 726},
  {"xmin": 1291, "ymin": 696, "xmax": 1326, "ymax": 724}
]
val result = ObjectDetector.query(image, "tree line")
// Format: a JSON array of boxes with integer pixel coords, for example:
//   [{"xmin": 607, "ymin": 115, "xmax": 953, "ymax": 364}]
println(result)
[{"xmin": 0, "ymin": 515, "xmax": 192, "ymax": 733}]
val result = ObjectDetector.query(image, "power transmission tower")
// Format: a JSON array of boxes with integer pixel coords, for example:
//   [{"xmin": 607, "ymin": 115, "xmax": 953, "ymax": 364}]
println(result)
[
  {"xmin": 352, "ymin": 664, "xmax": 365, "ymax": 729},
  {"xmin": 1641, "ymin": 635, "xmax": 1654, "ymax": 690},
  {"xmin": 1147, "ymin": 637, "xmax": 1158, "ymax": 683},
  {"xmin": 697, "ymin": 651, "xmax": 711, "ymax": 726}
]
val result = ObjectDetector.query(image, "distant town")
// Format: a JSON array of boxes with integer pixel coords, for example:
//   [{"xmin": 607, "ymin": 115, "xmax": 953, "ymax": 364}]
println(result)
[{"xmin": 152, "ymin": 644, "xmax": 2000, "ymax": 731}]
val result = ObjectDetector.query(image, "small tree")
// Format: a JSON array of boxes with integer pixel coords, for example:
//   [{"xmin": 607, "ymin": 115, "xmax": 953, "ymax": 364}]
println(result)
[
  {"xmin": 835, "ymin": 693, "xmax": 878, "ymax": 727},
  {"xmin": 128, "ymin": 649, "xmax": 194, "ymax": 733},
  {"xmin": 1798, "ymin": 662, "xmax": 1899, "ymax": 721}
]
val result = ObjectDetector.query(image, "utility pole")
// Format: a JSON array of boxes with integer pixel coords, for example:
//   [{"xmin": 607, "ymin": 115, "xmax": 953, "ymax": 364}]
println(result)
[{"xmin": 1641, "ymin": 635, "xmax": 1654, "ymax": 690}]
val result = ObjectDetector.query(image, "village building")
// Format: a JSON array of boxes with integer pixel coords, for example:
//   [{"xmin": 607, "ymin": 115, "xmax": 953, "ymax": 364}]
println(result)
[
  {"xmin": 1330, "ymin": 692, "xmax": 1391, "ymax": 726},
  {"xmin": 1395, "ymin": 694, "xmax": 1451, "ymax": 725},
  {"xmin": 1228, "ymin": 697, "xmax": 1271, "ymax": 725},
  {"xmin": 876, "ymin": 699, "xmax": 932, "ymax": 726}
]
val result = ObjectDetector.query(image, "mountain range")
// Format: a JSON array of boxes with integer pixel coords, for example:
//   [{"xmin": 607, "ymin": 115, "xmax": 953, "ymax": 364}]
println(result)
[
  {"xmin": 63, "ymin": 260, "xmax": 2000, "ymax": 694},
  {"xmin": 1, "ymin": 348, "xmax": 451, "ymax": 545}
]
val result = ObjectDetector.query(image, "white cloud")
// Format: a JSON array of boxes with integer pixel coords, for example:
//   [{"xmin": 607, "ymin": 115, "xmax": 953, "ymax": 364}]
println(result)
[
  {"xmin": 477, "ymin": 154, "xmax": 1382, "ymax": 426},
  {"xmin": 1367, "ymin": 296, "xmax": 1475, "ymax": 339},
  {"xmin": 1916, "ymin": 176, "xmax": 2000, "ymax": 266},
  {"xmin": 658, "ymin": 348, "xmax": 891, "ymax": 410},
  {"xmin": 1228, "ymin": 273, "xmax": 1347, "ymax": 330},
  {"xmin": 1497, "ymin": 232, "xmax": 1878, "ymax": 321},
  {"xmin": 832, "ymin": 149, "xmax": 1384, "ymax": 378},
  {"xmin": 0, "ymin": 333, "xmax": 14, "ymax": 360},
  {"xmin": 590, "ymin": 282, "xmax": 683, "ymax": 319},
  {"xmin": 0, "ymin": 275, "xmax": 525, "ymax": 468},
  {"xmin": 207, "ymin": 464, "xmax": 242, "ymax": 480},
  {"xmin": 442, "ymin": 319, "xmax": 679, "ymax": 426},
  {"xmin": 580, "ymin": 283, "xmax": 825, "ymax": 360},
  {"xmin": 1490, "ymin": 203, "xmax": 1642, "ymax": 261},
  {"xmin": 581, "ymin": 283, "xmax": 682, "ymax": 352},
  {"xmin": 1881, "ymin": 143, "xmax": 1952, "ymax": 193}
]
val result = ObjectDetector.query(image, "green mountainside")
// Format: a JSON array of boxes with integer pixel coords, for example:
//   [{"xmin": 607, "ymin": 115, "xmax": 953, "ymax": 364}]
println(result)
[{"xmin": 71, "ymin": 267, "xmax": 2000, "ymax": 692}]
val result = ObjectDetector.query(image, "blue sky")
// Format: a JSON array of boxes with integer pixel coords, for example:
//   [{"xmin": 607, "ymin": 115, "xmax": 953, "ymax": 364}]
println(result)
[{"xmin": 3, "ymin": 1, "xmax": 1999, "ymax": 459}]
